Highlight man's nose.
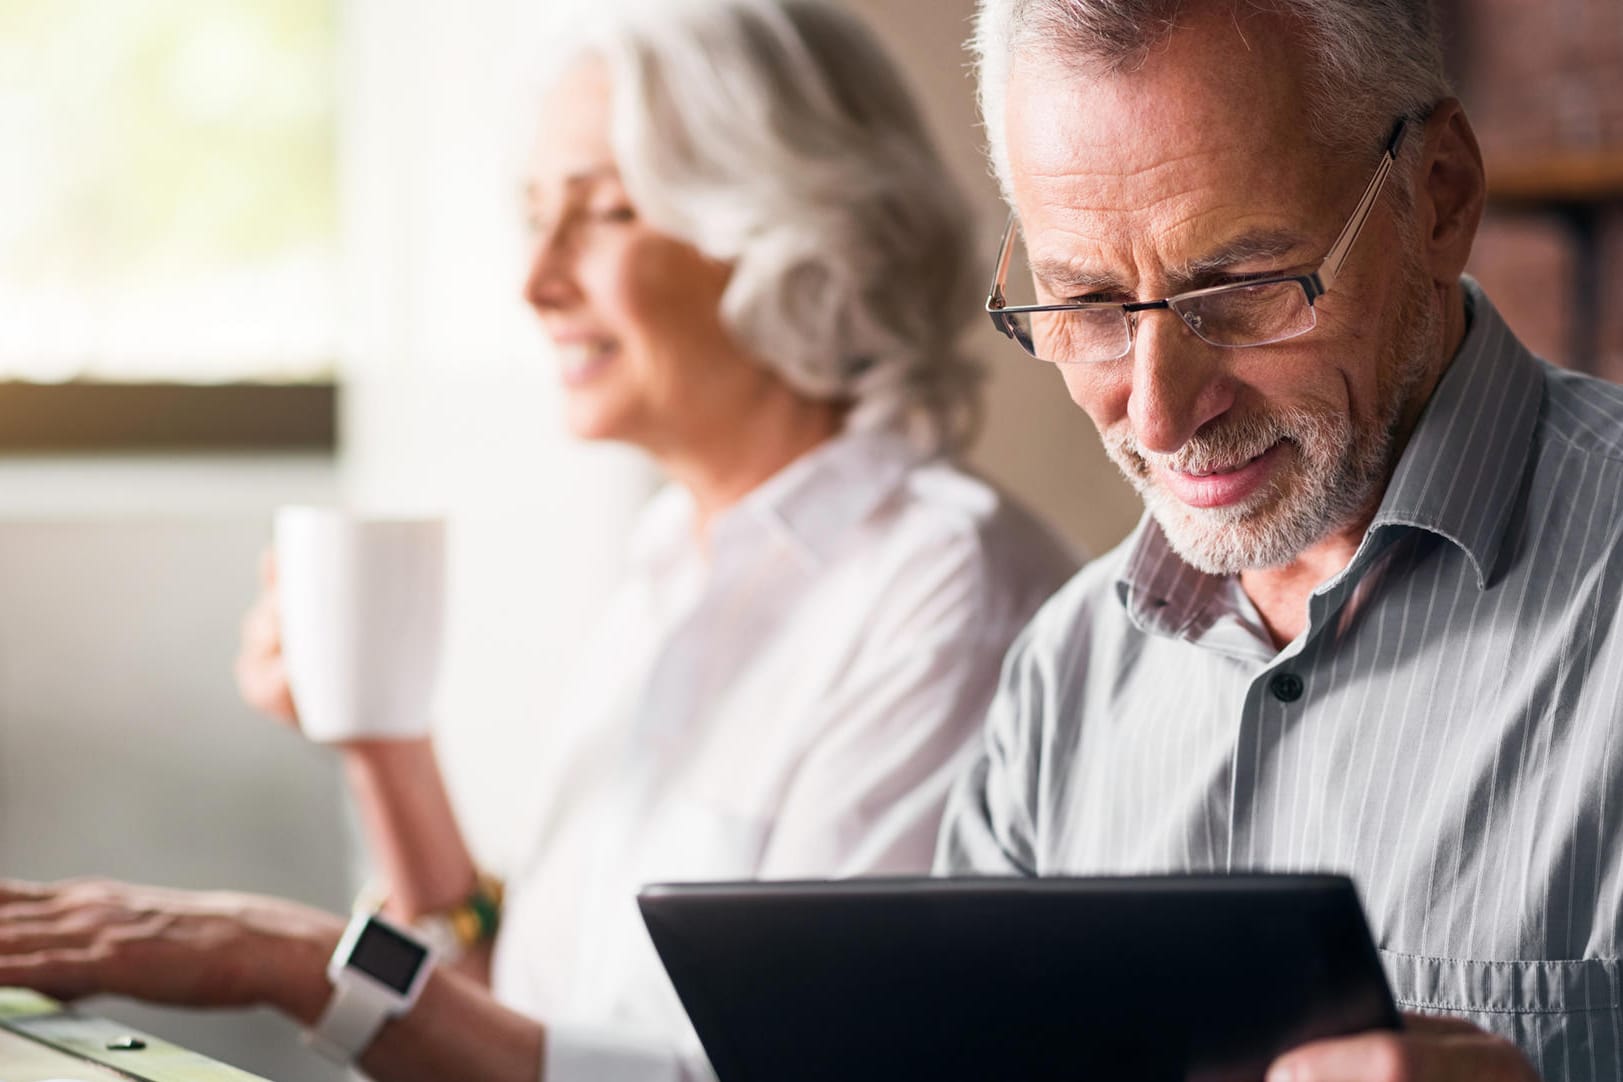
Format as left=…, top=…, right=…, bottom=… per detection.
left=1125, top=308, right=1234, bottom=455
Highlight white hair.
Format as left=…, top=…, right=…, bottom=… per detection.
left=554, top=0, right=984, bottom=451
left=973, top=0, right=1453, bottom=202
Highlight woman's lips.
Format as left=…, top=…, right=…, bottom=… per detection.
left=557, top=341, right=617, bottom=388
left=1154, top=441, right=1285, bottom=509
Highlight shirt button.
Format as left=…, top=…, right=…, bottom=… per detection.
left=1269, top=672, right=1304, bottom=703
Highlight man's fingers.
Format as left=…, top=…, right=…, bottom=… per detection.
left=1269, top=1029, right=1412, bottom=1082
left=1269, top=1026, right=1538, bottom=1082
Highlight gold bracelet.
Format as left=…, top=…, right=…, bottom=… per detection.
left=445, top=872, right=504, bottom=950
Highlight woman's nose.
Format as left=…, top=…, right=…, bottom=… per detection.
left=522, top=224, right=580, bottom=312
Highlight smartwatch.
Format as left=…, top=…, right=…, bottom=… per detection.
left=352, top=873, right=503, bottom=965
left=306, top=911, right=435, bottom=1064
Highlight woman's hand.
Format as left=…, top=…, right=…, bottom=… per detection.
left=0, top=878, right=547, bottom=1082
left=0, top=878, right=341, bottom=1022
left=234, top=550, right=301, bottom=729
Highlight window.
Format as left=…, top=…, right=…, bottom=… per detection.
left=0, top=1, right=337, bottom=448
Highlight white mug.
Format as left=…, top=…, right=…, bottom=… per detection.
left=272, top=507, right=446, bottom=743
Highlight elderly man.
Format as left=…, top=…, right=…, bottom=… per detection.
left=940, top=1, right=1622, bottom=1080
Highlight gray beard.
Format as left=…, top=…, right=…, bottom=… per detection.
left=1104, top=285, right=1440, bottom=576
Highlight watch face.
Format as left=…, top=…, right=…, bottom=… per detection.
left=350, top=919, right=429, bottom=995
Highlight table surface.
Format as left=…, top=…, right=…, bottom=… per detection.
left=0, top=989, right=272, bottom=1082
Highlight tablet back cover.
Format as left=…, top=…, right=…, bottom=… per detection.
left=639, top=875, right=1397, bottom=1082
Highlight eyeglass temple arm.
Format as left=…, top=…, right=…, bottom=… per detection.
left=986, top=215, right=1019, bottom=311
left=1313, top=119, right=1408, bottom=296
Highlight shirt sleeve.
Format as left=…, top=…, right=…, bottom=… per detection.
left=754, top=529, right=1039, bottom=879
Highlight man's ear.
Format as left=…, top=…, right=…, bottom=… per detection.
left=1415, top=98, right=1487, bottom=288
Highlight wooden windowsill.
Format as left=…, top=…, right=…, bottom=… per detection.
left=0, top=381, right=337, bottom=453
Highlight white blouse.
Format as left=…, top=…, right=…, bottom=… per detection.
left=489, top=427, right=1077, bottom=1082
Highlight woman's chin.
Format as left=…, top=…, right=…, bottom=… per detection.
left=563, top=414, right=618, bottom=443
left=562, top=399, right=639, bottom=446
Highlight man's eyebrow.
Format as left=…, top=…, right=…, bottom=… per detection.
left=1026, top=229, right=1314, bottom=299
left=1171, top=230, right=1311, bottom=286
left=1026, top=256, right=1128, bottom=296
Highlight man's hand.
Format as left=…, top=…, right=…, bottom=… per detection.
left=0, top=878, right=342, bottom=1022
left=1267, top=1013, right=1540, bottom=1081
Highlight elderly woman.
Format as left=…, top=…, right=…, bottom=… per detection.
left=0, top=2, right=1074, bottom=1080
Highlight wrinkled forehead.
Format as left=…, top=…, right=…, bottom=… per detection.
left=1002, top=6, right=1337, bottom=273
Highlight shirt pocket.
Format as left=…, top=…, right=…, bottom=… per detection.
left=1380, top=949, right=1623, bottom=1081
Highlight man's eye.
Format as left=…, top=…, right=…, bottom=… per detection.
left=592, top=205, right=636, bottom=224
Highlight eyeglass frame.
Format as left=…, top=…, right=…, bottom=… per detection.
left=984, top=117, right=1410, bottom=363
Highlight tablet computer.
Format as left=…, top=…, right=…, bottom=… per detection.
left=638, top=874, right=1398, bottom=1082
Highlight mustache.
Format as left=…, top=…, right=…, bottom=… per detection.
left=1110, top=410, right=1322, bottom=477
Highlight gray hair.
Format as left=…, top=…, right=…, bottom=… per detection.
left=974, top=0, right=1452, bottom=202
left=561, top=0, right=983, bottom=451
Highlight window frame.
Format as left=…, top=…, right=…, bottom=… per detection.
left=0, top=381, right=336, bottom=452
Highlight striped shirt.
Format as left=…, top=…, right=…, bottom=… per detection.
left=939, top=281, right=1623, bottom=1080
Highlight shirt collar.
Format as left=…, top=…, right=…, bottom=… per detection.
left=1117, top=516, right=1223, bottom=639
left=627, top=425, right=930, bottom=576
left=1367, top=279, right=1543, bottom=589
left=1118, top=278, right=1544, bottom=637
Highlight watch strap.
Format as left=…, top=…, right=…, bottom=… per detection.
left=305, top=911, right=434, bottom=1064
left=307, top=975, right=395, bottom=1063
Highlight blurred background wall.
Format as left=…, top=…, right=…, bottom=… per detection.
left=0, top=2, right=1617, bottom=1080
left=1440, top=0, right=1623, bottom=382
left=0, top=501, right=351, bottom=1081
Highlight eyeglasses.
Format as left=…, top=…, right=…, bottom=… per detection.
left=985, top=119, right=1409, bottom=365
